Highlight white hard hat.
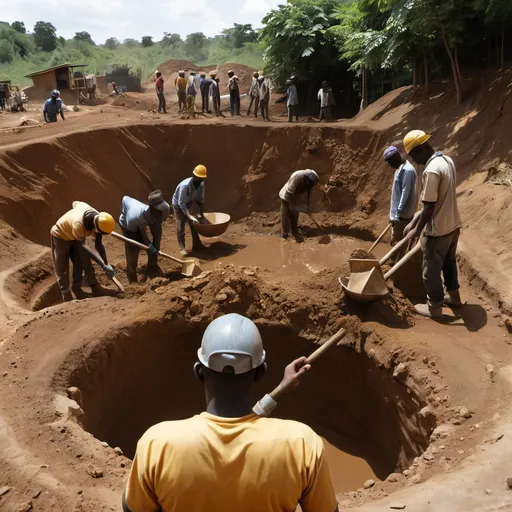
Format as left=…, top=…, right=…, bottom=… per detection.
left=198, top=314, right=266, bottom=374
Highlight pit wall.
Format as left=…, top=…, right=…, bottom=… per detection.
left=0, top=124, right=390, bottom=247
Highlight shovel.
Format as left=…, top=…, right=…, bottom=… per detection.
left=339, top=240, right=422, bottom=302
left=368, top=222, right=392, bottom=254
left=307, top=213, right=331, bottom=244
left=111, top=232, right=202, bottom=277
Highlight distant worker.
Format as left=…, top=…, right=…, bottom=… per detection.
left=193, top=71, right=201, bottom=107
left=200, top=72, right=212, bottom=113
left=43, top=90, right=65, bottom=123
left=50, top=202, right=116, bottom=302
left=186, top=72, right=197, bottom=118
left=175, top=70, right=187, bottom=111
left=172, top=165, right=207, bottom=255
left=11, top=87, right=25, bottom=113
left=383, top=145, right=417, bottom=247
left=286, top=77, right=299, bottom=122
left=247, top=71, right=260, bottom=116
left=402, top=130, right=463, bottom=318
left=118, top=191, right=171, bottom=283
left=122, top=313, right=338, bottom=512
left=317, top=81, right=335, bottom=122
left=0, top=85, right=5, bottom=111
left=210, top=74, right=221, bottom=117
left=279, top=170, right=320, bottom=241
left=227, top=70, right=241, bottom=116
left=258, top=75, right=270, bottom=121
left=111, top=82, right=119, bottom=96
left=155, top=71, right=166, bottom=114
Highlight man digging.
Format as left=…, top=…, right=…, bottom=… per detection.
left=402, top=130, right=463, bottom=318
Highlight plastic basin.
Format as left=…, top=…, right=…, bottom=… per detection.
left=194, top=212, right=231, bottom=238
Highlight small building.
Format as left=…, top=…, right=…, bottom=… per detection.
left=24, top=63, right=88, bottom=104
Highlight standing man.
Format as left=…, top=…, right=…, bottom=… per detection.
left=258, top=75, right=270, bottom=121
left=227, top=70, right=241, bottom=116
left=186, top=72, right=197, bottom=117
left=286, top=78, right=299, bottom=122
left=118, top=190, right=170, bottom=283
left=122, top=313, right=339, bottom=512
left=279, top=170, right=320, bottom=240
left=247, top=71, right=260, bottom=116
left=43, top=90, right=65, bottom=123
left=155, top=71, right=166, bottom=114
left=383, top=145, right=417, bottom=247
left=50, top=202, right=116, bottom=302
left=402, top=130, right=463, bottom=318
left=111, top=82, right=119, bottom=96
left=172, top=165, right=207, bottom=255
left=200, top=72, right=212, bottom=113
left=210, top=75, right=221, bottom=117
left=317, top=81, right=335, bottom=122
left=175, top=71, right=187, bottom=112
left=0, top=85, right=5, bottom=111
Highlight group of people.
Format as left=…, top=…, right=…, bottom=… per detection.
left=247, top=71, right=271, bottom=120
left=0, top=84, right=27, bottom=112
left=50, top=165, right=209, bottom=301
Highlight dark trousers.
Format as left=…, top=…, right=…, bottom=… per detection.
left=177, top=91, right=186, bottom=110
left=391, top=217, right=413, bottom=261
left=288, top=104, right=299, bottom=122
left=121, top=227, right=159, bottom=283
left=260, top=99, right=269, bottom=121
left=280, top=200, right=299, bottom=237
left=173, top=207, right=202, bottom=250
left=157, top=93, right=166, bottom=113
left=248, top=96, right=259, bottom=116
left=422, top=228, right=460, bottom=305
left=230, top=90, right=240, bottom=116
left=0, top=98, right=5, bottom=111
left=202, top=94, right=210, bottom=112
left=212, top=96, right=220, bottom=116
left=319, top=105, right=332, bottom=121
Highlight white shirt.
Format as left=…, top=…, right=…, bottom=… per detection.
left=172, top=177, right=205, bottom=216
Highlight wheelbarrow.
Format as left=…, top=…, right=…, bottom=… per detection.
left=339, top=239, right=422, bottom=302
left=111, top=232, right=203, bottom=277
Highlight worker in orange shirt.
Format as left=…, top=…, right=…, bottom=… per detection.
left=123, top=313, right=339, bottom=512
left=175, top=71, right=187, bottom=112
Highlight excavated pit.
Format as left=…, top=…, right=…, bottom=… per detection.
left=65, top=318, right=434, bottom=493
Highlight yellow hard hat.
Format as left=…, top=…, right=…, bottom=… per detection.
left=403, top=130, right=431, bottom=154
left=193, top=165, right=207, bottom=179
left=95, top=212, right=115, bottom=234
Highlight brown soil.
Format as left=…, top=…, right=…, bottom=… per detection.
left=0, top=67, right=511, bottom=512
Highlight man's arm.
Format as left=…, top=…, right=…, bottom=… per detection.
left=80, top=239, right=107, bottom=268
left=94, top=234, right=108, bottom=265
left=178, top=186, right=199, bottom=223
left=148, top=221, right=162, bottom=249
left=403, top=202, right=435, bottom=242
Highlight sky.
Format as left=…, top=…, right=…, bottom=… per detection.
left=1, top=0, right=281, bottom=43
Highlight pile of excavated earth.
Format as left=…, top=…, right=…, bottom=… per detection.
left=0, top=67, right=511, bottom=512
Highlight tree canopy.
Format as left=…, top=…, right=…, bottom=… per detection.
left=34, top=21, right=57, bottom=52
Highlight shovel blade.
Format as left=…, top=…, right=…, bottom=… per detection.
left=181, top=259, right=202, bottom=277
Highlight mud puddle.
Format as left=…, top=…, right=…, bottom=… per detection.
left=203, top=235, right=365, bottom=275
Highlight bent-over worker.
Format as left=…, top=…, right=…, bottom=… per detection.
left=122, top=313, right=339, bottom=512
left=172, top=165, right=207, bottom=255
left=50, top=202, right=116, bottom=302
left=118, top=191, right=170, bottom=283
left=384, top=145, right=417, bottom=246
left=402, top=130, right=463, bottom=318
left=43, top=90, right=65, bottom=123
left=279, top=170, right=319, bottom=240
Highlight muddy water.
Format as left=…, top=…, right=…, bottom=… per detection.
left=203, top=235, right=367, bottom=275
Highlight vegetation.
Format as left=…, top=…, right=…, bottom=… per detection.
left=0, top=22, right=265, bottom=86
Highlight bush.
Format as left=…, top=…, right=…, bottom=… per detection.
left=0, top=40, right=14, bottom=63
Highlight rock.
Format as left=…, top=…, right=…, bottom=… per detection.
left=100, top=441, right=109, bottom=448
left=189, top=300, right=200, bottom=315
left=410, top=474, right=422, bottom=484
left=419, top=406, right=435, bottom=420
left=243, top=269, right=256, bottom=276
left=403, top=470, right=412, bottom=477
left=114, top=447, right=123, bottom=456
left=216, top=293, right=228, bottom=302
left=363, top=479, right=375, bottom=489
left=486, top=364, right=495, bottom=379
left=154, top=287, right=167, bottom=295
left=387, top=473, right=401, bottom=483
left=67, top=386, right=82, bottom=403
left=431, top=446, right=439, bottom=454
left=506, top=477, right=512, bottom=489
left=458, top=406, right=472, bottom=419
left=485, top=489, right=493, bottom=495
left=15, top=502, right=33, bottom=512
left=393, top=363, right=408, bottom=381
left=86, top=465, right=104, bottom=478
left=2, top=371, right=7, bottom=377
left=31, top=489, right=42, bottom=499
left=422, top=356, right=429, bottom=364
left=77, top=490, right=83, bottom=495
left=504, top=317, right=512, bottom=333
left=0, top=486, right=12, bottom=496
left=390, top=503, right=406, bottom=510
left=423, top=453, right=434, bottom=462
left=120, top=462, right=126, bottom=468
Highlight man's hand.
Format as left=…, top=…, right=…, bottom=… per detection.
left=273, top=357, right=311, bottom=397
left=403, top=220, right=414, bottom=237
left=103, top=264, right=115, bottom=278
left=189, top=216, right=199, bottom=224
left=147, top=243, right=159, bottom=257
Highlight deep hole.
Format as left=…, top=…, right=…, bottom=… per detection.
left=67, top=319, right=433, bottom=493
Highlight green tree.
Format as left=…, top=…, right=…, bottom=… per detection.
left=222, top=23, right=257, bottom=48
left=0, top=40, right=14, bottom=63
left=123, top=38, right=139, bottom=48
left=33, top=21, right=57, bottom=52
left=11, top=21, right=26, bottom=33
left=105, top=37, right=119, bottom=50
left=184, top=32, right=208, bottom=61
left=141, top=36, right=154, bottom=47
left=162, top=32, right=182, bottom=46
left=74, top=31, right=95, bottom=45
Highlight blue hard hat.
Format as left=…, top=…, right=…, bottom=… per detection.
left=51, top=89, right=60, bottom=98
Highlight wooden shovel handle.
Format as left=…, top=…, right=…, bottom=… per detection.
left=379, top=235, right=411, bottom=266
left=384, top=241, right=422, bottom=280
left=369, top=223, right=392, bottom=254
left=112, top=231, right=185, bottom=265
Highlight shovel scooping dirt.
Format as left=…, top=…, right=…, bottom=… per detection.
left=307, top=212, right=331, bottom=244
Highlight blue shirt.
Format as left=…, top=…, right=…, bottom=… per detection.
left=119, top=196, right=169, bottom=233
left=43, top=98, right=62, bottom=115
left=172, top=177, right=205, bottom=216
left=390, top=161, right=417, bottom=221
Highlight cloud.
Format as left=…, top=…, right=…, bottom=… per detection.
left=240, top=0, right=271, bottom=17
